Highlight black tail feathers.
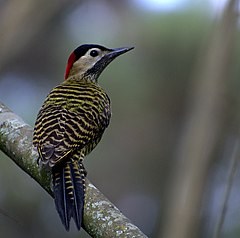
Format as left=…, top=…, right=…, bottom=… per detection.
left=52, top=160, right=85, bottom=231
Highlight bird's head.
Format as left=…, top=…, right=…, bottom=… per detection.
left=65, top=44, right=134, bottom=82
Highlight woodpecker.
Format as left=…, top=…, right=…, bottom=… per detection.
left=33, top=44, right=133, bottom=231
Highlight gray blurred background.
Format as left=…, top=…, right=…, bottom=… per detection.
left=0, top=0, right=240, bottom=237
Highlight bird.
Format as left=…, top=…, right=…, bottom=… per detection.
left=33, top=44, right=134, bottom=231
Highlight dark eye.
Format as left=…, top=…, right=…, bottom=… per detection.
left=90, top=50, right=99, bottom=57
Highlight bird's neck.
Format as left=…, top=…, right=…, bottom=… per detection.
left=65, top=74, right=98, bottom=85
left=67, top=65, right=98, bottom=83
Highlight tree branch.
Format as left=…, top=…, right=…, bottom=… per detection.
left=0, top=101, right=147, bottom=238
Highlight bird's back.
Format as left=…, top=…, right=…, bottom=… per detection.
left=33, top=79, right=111, bottom=167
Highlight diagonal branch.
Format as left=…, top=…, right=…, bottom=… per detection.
left=0, top=101, right=147, bottom=238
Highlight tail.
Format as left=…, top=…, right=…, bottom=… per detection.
left=52, top=159, right=85, bottom=231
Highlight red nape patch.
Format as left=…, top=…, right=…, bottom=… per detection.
left=64, top=52, right=76, bottom=80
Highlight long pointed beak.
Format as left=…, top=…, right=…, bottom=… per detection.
left=88, top=46, right=134, bottom=80
left=107, top=46, right=134, bottom=60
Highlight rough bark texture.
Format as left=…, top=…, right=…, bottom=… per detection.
left=0, top=101, right=147, bottom=238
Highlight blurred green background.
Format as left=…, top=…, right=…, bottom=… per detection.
left=0, top=0, right=240, bottom=237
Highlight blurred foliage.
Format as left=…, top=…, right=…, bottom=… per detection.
left=0, top=0, right=240, bottom=238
